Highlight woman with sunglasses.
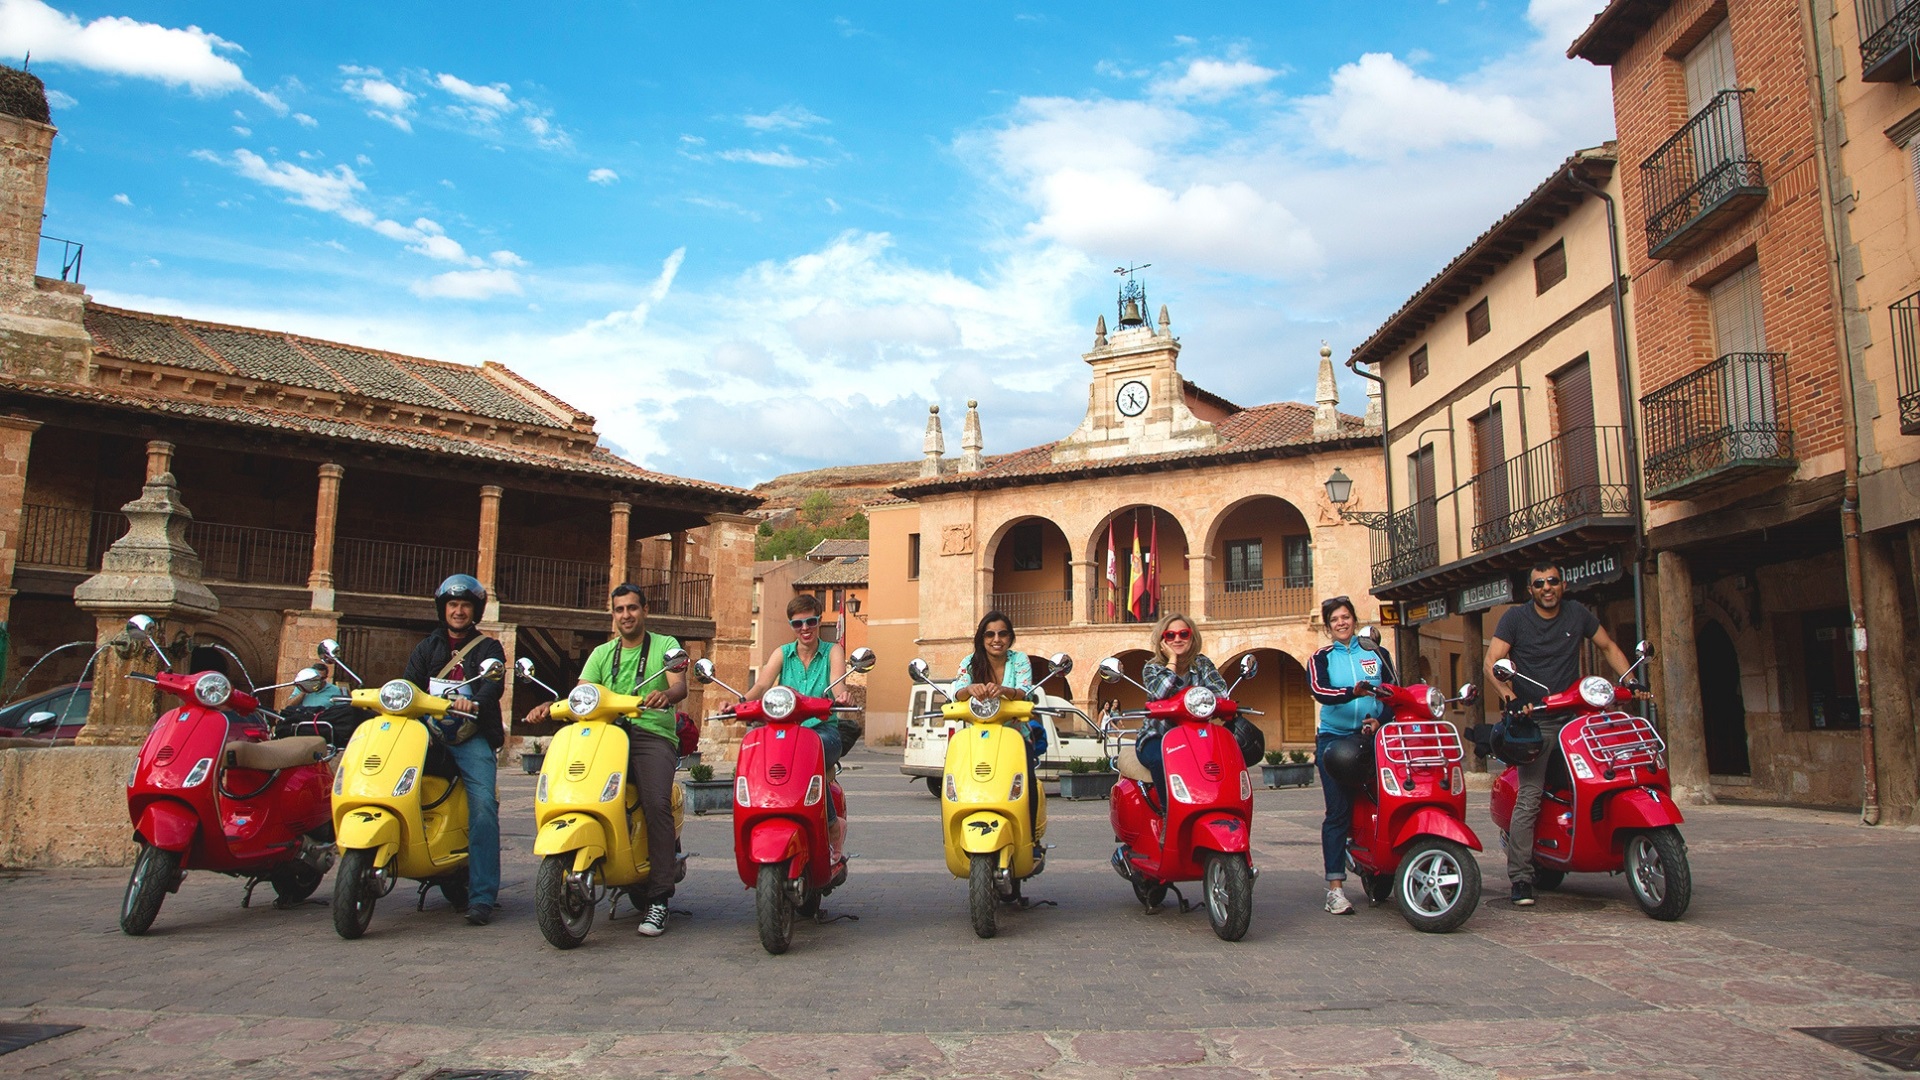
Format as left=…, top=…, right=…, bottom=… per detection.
left=950, top=612, right=1045, bottom=816
left=747, top=593, right=851, bottom=854
left=1307, top=595, right=1394, bottom=915
left=1134, top=613, right=1229, bottom=794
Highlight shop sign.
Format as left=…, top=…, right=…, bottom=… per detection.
left=1379, top=604, right=1401, bottom=627
left=1561, top=550, right=1626, bottom=593
left=1402, top=596, right=1450, bottom=626
left=1457, top=575, right=1515, bottom=613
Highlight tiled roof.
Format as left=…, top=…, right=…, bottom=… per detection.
left=892, top=401, right=1374, bottom=497
left=806, top=539, right=869, bottom=559
left=793, top=557, right=868, bottom=587
left=84, top=304, right=581, bottom=430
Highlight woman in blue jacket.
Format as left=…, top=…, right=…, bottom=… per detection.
left=1307, top=595, right=1395, bottom=915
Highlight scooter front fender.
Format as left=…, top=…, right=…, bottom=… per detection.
left=533, top=812, right=610, bottom=867
left=135, top=800, right=200, bottom=852
left=1188, top=812, right=1251, bottom=856
left=1390, top=805, right=1483, bottom=852
left=958, top=811, right=1015, bottom=854
left=1605, top=786, right=1686, bottom=831
left=746, top=819, right=808, bottom=871
left=335, top=807, right=402, bottom=866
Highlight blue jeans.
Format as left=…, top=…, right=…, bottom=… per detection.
left=814, top=723, right=843, bottom=823
left=1136, top=724, right=1167, bottom=792
left=1316, top=731, right=1353, bottom=881
left=445, top=736, right=500, bottom=908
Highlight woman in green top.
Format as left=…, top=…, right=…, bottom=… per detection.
left=746, top=593, right=849, bottom=854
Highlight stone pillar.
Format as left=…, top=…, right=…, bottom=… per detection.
left=608, top=501, right=631, bottom=594
left=1070, top=559, right=1095, bottom=625
left=0, top=416, right=41, bottom=626
left=1655, top=550, right=1713, bottom=804
left=1186, top=552, right=1213, bottom=621
left=144, top=441, right=174, bottom=482
left=308, top=463, right=343, bottom=610
left=477, top=485, right=502, bottom=619
left=1398, top=624, right=1422, bottom=690
left=669, top=529, right=687, bottom=611
left=71, top=471, right=219, bottom=746
left=1863, top=533, right=1917, bottom=824
left=704, top=513, right=760, bottom=687
left=274, top=609, right=341, bottom=698
left=1462, top=610, right=1487, bottom=771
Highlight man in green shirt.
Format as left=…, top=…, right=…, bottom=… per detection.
left=523, top=583, right=686, bottom=937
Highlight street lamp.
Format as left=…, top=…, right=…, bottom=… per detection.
left=1325, top=467, right=1390, bottom=528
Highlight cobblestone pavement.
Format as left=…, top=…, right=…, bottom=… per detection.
left=2, top=746, right=1917, bottom=1077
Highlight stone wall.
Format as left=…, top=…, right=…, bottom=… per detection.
left=0, top=745, right=139, bottom=867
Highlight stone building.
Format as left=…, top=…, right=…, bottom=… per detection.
left=0, top=72, right=761, bottom=760
left=863, top=289, right=1384, bottom=748
left=747, top=539, right=870, bottom=687
left=1352, top=145, right=1642, bottom=761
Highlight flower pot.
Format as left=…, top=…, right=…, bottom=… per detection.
left=1264, top=762, right=1315, bottom=789
left=1058, top=770, right=1119, bottom=801
left=683, top=779, right=734, bottom=815
left=520, top=752, right=545, bottom=775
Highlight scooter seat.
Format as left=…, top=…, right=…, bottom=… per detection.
left=225, top=736, right=327, bottom=772
left=1116, top=744, right=1152, bottom=783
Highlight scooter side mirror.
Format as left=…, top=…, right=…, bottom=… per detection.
left=127, top=615, right=157, bottom=640
left=1455, top=683, right=1479, bottom=706
left=848, top=647, right=876, bottom=674
left=1492, top=659, right=1515, bottom=682
left=1355, top=625, right=1379, bottom=646
left=1047, top=653, right=1073, bottom=679
left=1636, top=639, right=1654, bottom=658
left=292, top=667, right=328, bottom=694
left=1238, top=655, right=1259, bottom=680
left=477, top=657, right=505, bottom=682
left=317, top=638, right=341, bottom=661
left=692, top=658, right=717, bottom=684
left=907, top=658, right=933, bottom=684
left=515, top=657, right=537, bottom=681
left=22, top=711, right=57, bottom=733
left=661, top=648, right=691, bottom=675
left=1097, top=657, right=1125, bottom=684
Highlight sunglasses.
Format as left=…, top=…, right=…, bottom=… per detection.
left=983, top=629, right=1013, bottom=640
left=790, top=616, right=821, bottom=629
left=1161, top=628, right=1193, bottom=642
left=1530, top=577, right=1562, bottom=589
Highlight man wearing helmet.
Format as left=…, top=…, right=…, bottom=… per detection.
left=403, top=573, right=508, bottom=925
left=1485, top=560, right=1631, bottom=907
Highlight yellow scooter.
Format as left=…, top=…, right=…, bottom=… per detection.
left=907, top=654, right=1073, bottom=938
left=328, top=642, right=504, bottom=940
left=515, top=654, right=689, bottom=949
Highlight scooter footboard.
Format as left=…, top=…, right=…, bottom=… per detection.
left=335, top=807, right=402, bottom=865
left=1187, top=812, right=1251, bottom=856
left=135, top=800, right=199, bottom=852
left=534, top=812, right=611, bottom=871
left=1390, top=805, right=1483, bottom=852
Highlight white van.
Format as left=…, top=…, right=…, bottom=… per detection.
left=900, top=685, right=1110, bottom=795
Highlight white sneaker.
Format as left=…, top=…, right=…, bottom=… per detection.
left=1325, top=888, right=1355, bottom=915
left=636, top=901, right=669, bottom=937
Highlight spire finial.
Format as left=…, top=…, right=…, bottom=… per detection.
left=960, top=399, right=983, bottom=473
left=921, top=404, right=946, bottom=477
left=1313, top=342, right=1341, bottom=436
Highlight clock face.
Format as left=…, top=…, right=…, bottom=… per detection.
left=1116, top=379, right=1150, bottom=418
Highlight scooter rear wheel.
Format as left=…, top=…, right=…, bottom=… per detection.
left=968, top=852, right=998, bottom=939
left=1132, top=877, right=1168, bottom=911
left=926, top=776, right=942, bottom=798
left=1532, top=868, right=1566, bottom=892
left=332, top=848, right=379, bottom=940
left=1625, top=827, right=1691, bottom=921
left=1395, top=837, right=1480, bottom=933
left=535, top=854, right=595, bottom=949
left=120, top=843, right=179, bottom=936
left=269, top=863, right=323, bottom=905
left=757, top=862, right=795, bottom=954
left=1359, top=871, right=1394, bottom=905
left=1202, top=853, right=1253, bottom=942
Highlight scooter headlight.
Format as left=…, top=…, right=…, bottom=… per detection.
left=736, top=775, right=751, bottom=806
left=393, top=767, right=418, bottom=798
left=1182, top=686, right=1218, bottom=720
left=805, top=775, right=824, bottom=805
left=762, top=686, right=797, bottom=720
left=1578, top=676, right=1616, bottom=709
left=1168, top=773, right=1194, bottom=804
left=600, top=772, right=622, bottom=802
left=1425, top=686, right=1446, bottom=719
left=567, top=684, right=601, bottom=718
left=193, top=672, right=233, bottom=708
left=969, top=696, right=1000, bottom=720
left=378, top=680, right=416, bottom=714
left=184, top=757, right=213, bottom=788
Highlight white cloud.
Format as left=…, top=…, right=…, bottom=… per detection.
left=718, top=148, right=809, bottom=168
left=1530, top=0, right=1609, bottom=47
left=292, top=112, right=317, bottom=127
left=44, top=87, right=77, bottom=110
left=411, top=268, right=523, bottom=300
left=0, top=0, right=284, bottom=110
left=743, top=104, right=826, bottom=131
left=435, top=72, right=514, bottom=123
left=1027, top=169, right=1320, bottom=275
left=1299, top=52, right=1549, bottom=158
left=231, top=125, right=250, bottom=137
left=111, top=192, right=131, bottom=206
left=587, top=167, right=619, bottom=185
left=1149, top=58, right=1279, bottom=101
left=341, top=67, right=415, bottom=131
left=490, top=250, right=525, bottom=267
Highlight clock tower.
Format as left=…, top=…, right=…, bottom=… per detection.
left=1051, top=275, right=1223, bottom=465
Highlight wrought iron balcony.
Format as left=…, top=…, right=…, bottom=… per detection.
left=1893, top=290, right=1920, bottom=436
left=1641, top=351, right=1795, bottom=500
left=1641, top=89, right=1766, bottom=259
left=1205, top=578, right=1313, bottom=621
left=1469, top=426, right=1634, bottom=551
left=987, top=588, right=1074, bottom=628
left=1370, top=504, right=1438, bottom=588
left=1858, top=0, right=1920, bottom=82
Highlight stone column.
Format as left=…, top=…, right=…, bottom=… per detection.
left=1655, top=550, right=1713, bottom=804
left=608, top=501, right=631, bottom=594
left=0, top=415, right=41, bottom=626
left=1462, top=610, right=1487, bottom=771
left=1070, top=559, right=1095, bottom=625
left=476, top=485, right=502, bottom=620
left=144, top=440, right=174, bottom=482
left=308, top=463, right=343, bottom=610
left=669, top=529, right=688, bottom=614
left=1863, top=533, right=1917, bottom=824
left=1186, top=552, right=1214, bottom=621
left=704, top=513, right=760, bottom=687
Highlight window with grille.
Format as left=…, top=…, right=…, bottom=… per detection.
left=1409, top=344, right=1429, bottom=384
left=1225, top=539, right=1262, bottom=592
left=1467, top=298, right=1491, bottom=343
left=1535, top=239, right=1567, bottom=294
left=1282, top=535, right=1311, bottom=588
left=1010, top=521, right=1042, bottom=571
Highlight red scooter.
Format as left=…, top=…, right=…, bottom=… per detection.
left=693, top=647, right=874, bottom=955
left=1489, top=641, right=1691, bottom=920
left=120, top=616, right=336, bottom=935
left=1336, top=674, right=1484, bottom=933
left=1099, top=655, right=1259, bottom=942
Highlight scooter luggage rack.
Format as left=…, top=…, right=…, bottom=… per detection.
left=1378, top=721, right=1463, bottom=767
left=1579, top=712, right=1665, bottom=767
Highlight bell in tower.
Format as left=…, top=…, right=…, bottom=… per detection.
left=1119, top=297, right=1144, bottom=327
left=1114, top=263, right=1151, bottom=328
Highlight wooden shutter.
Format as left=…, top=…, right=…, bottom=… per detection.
left=1552, top=358, right=1599, bottom=513
left=1281, top=658, right=1314, bottom=744
left=1535, top=240, right=1567, bottom=294
left=1467, top=299, right=1491, bottom=343
left=1472, top=405, right=1508, bottom=540
left=1410, top=445, right=1439, bottom=552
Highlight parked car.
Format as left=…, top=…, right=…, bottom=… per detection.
left=0, top=682, right=92, bottom=740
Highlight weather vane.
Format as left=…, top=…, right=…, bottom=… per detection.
left=1114, top=263, right=1151, bottom=326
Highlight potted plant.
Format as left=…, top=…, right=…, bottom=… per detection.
left=520, top=736, right=549, bottom=775
left=683, top=761, right=734, bottom=815
left=1057, top=756, right=1119, bottom=801
left=1263, top=749, right=1316, bottom=789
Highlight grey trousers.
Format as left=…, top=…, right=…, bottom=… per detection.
left=627, top=728, right=680, bottom=901
left=1506, top=717, right=1570, bottom=884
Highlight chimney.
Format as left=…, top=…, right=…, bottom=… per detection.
left=1313, top=342, right=1340, bottom=436
left=960, top=399, right=983, bottom=473
left=920, top=404, right=946, bottom=478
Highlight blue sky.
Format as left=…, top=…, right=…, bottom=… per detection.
left=2, top=1, right=1615, bottom=488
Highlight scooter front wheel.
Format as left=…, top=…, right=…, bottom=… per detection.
left=1395, top=837, right=1480, bottom=933
left=757, top=862, right=795, bottom=954
left=535, top=854, right=595, bottom=949
left=967, top=852, right=998, bottom=939
left=332, top=848, right=380, bottom=939
left=120, top=843, right=179, bottom=936
left=1202, top=853, right=1253, bottom=942
left=1625, top=827, right=1692, bottom=921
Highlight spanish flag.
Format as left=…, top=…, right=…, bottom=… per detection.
left=1128, top=515, right=1147, bottom=620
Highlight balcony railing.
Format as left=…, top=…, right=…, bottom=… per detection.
left=1858, top=0, right=1920, bottom=81
left=630, top=567, right=713, bottom=620
left=1371, top=504, right=1439, bottom=588
left=1469, top=426, right=1634, bottom=551
left=1088, top=582, right=1190, bottom=624
left=1205, top=578, right=1314, bottom=621
left=186, top=521, right=313, bottom=586
left=1641, top=89, right=1766, bottom=259
left=1642, top=351, right=1796, bottom=500
left=987, top=589, right=1074, bottom=628
left=1893, top=290, right=1920, bottom=436
left=37, top=234, right=82, bottom=283
left=336, top=537, right=476, bottom=598
left=17, top=504, right=123, bottom=569
left=498, top=552, right=607, bottom=611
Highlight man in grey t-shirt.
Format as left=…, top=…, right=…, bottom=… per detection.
left=1485, top=560, right=1631, bottom=907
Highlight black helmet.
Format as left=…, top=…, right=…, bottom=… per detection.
left=435, top=573, right=487, bottom=622
left=1490, top=715, right=1545, bottom=766
left=1320, top=733, right=1373, bottom=790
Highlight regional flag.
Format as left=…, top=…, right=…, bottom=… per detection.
left=1128, top=517, right=1147, bottom=619
left=1105, top=519, right=1118, bottom=620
